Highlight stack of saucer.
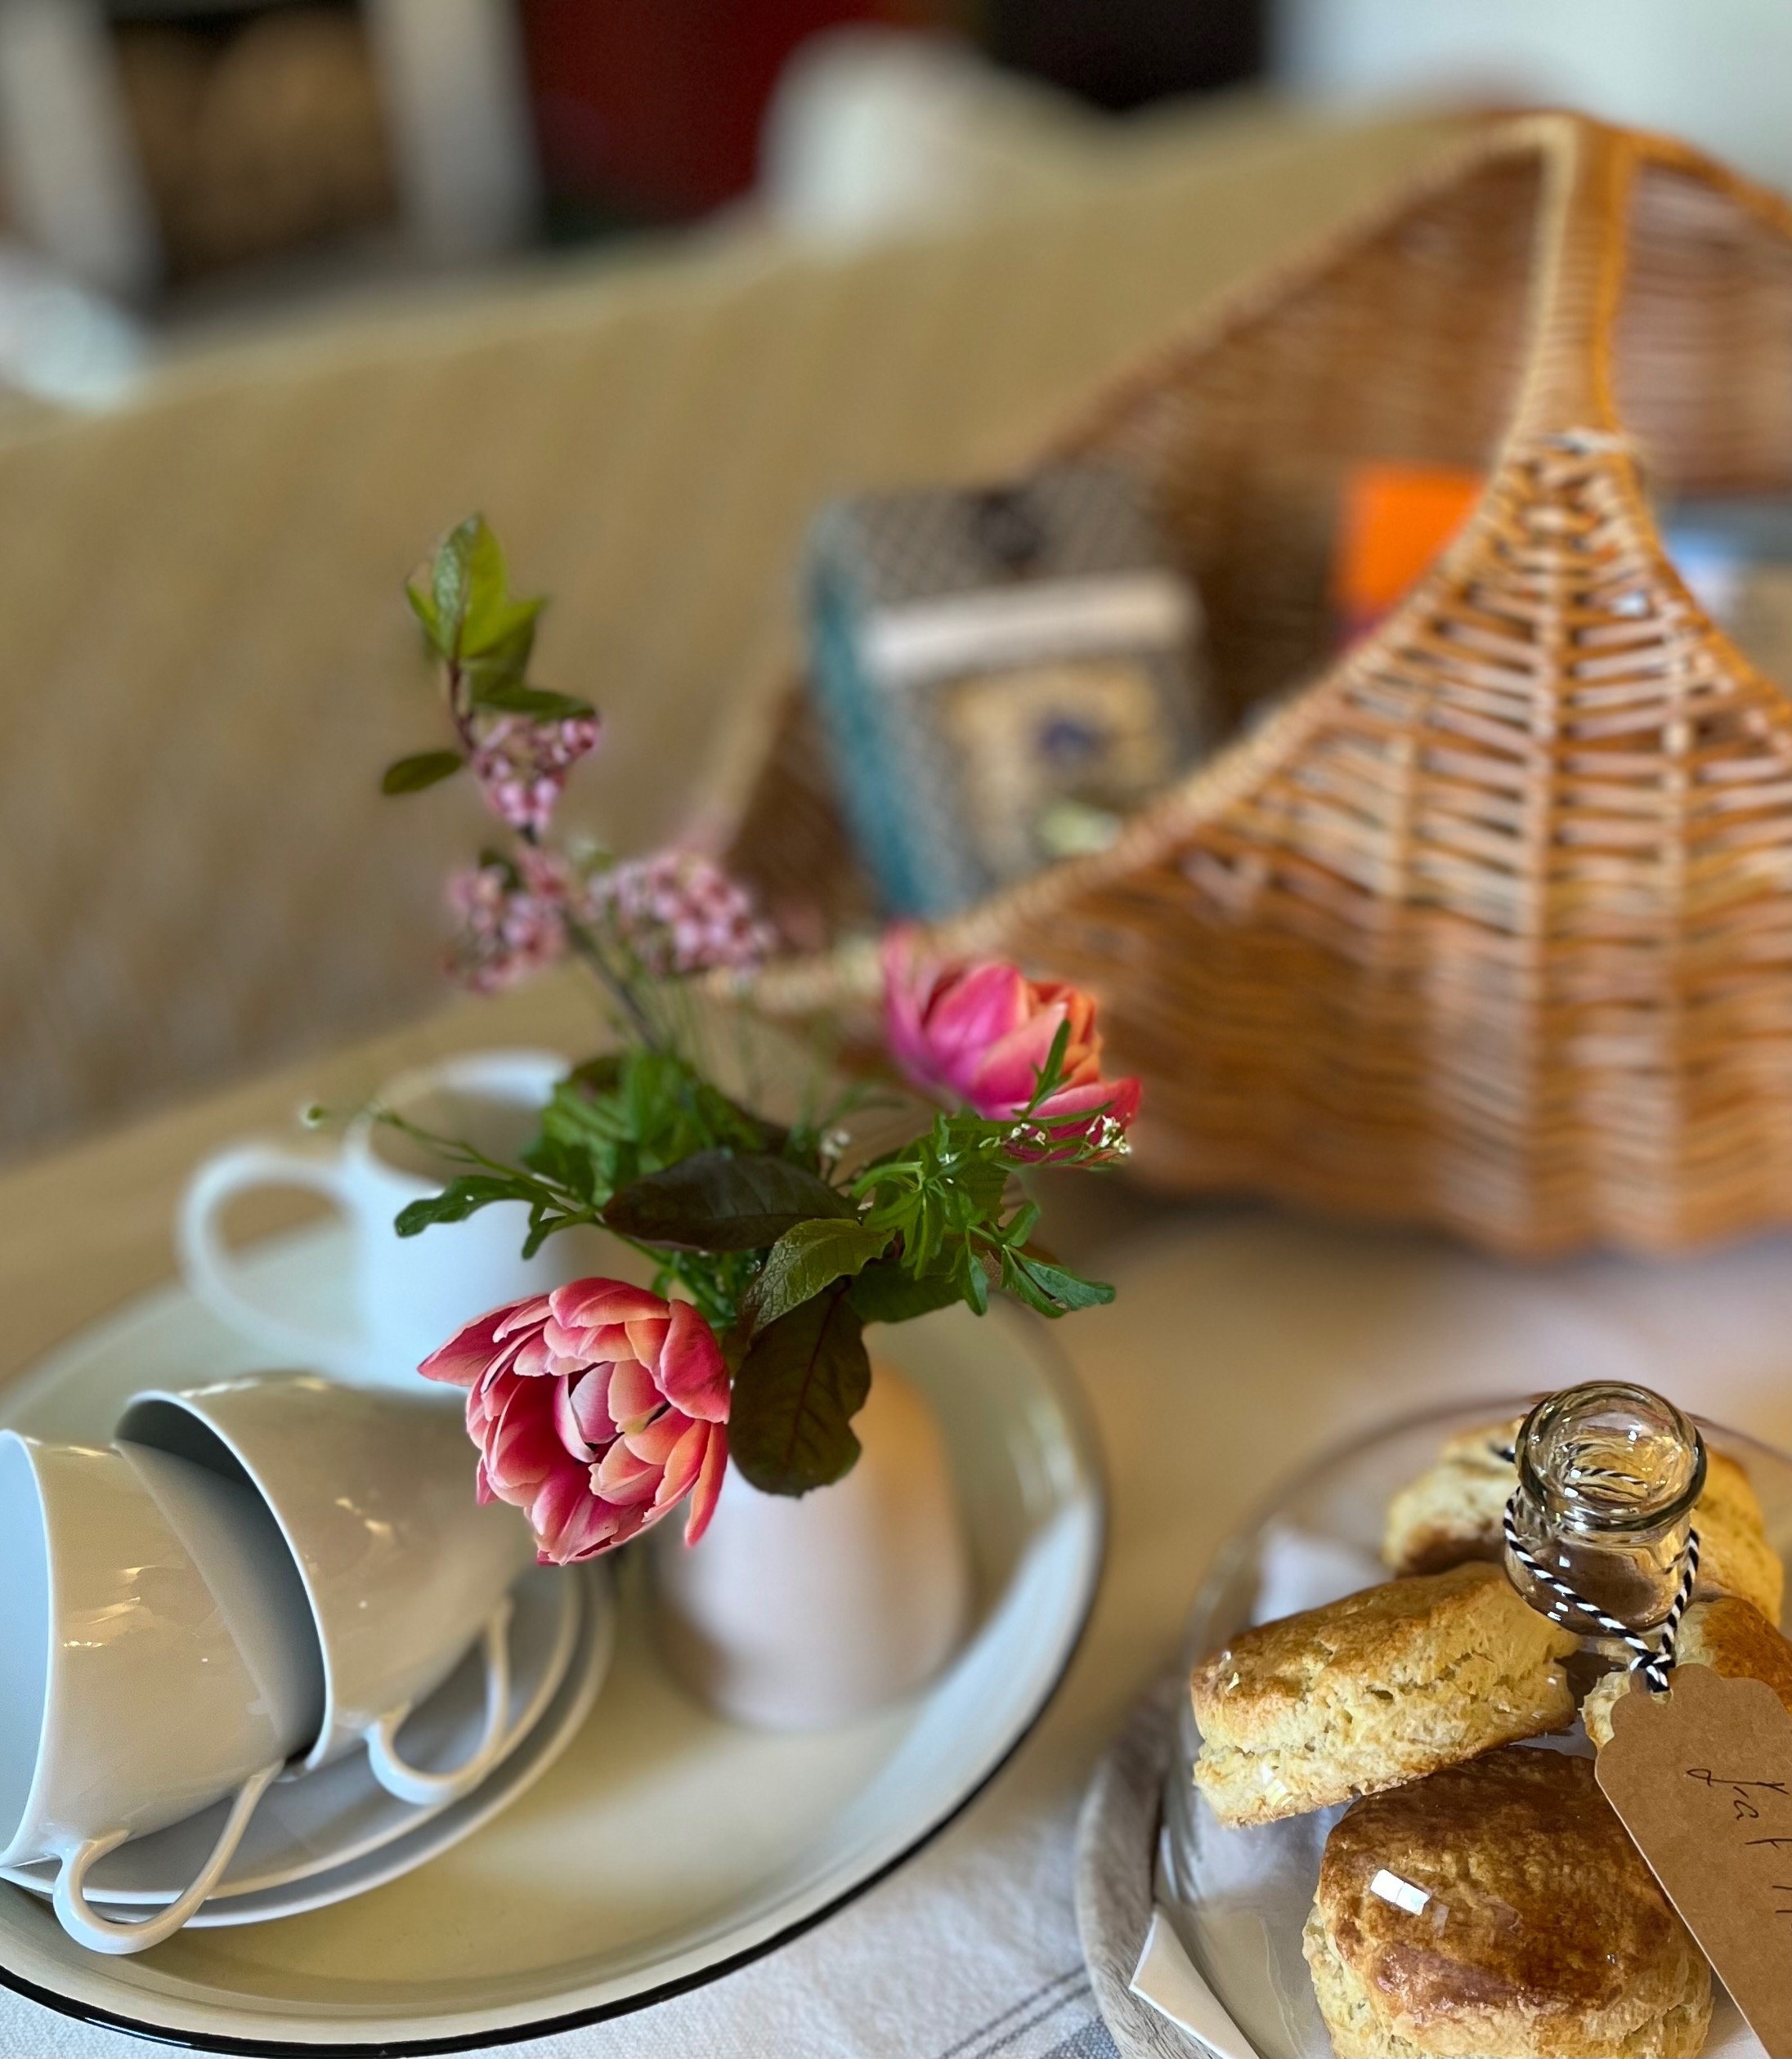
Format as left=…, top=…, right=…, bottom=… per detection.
left=0, top=1375, right=611, bottom=1954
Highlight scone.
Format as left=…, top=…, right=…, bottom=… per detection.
left=1381, top=1419, right=1519, bottom=1577
left=1303, top=1748, right=1711, bottom=2057
left=1686, top=1448, right=1783, bottom=1618
left=1190, top=1563, right=1577, bottom=1826
left=1382, top=1417, right=1784, bottom=1624
left=1584, top=1592, right=1792, bottom=1746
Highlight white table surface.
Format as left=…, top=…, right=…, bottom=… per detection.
left=3, top=998, right=1788, bottom=2055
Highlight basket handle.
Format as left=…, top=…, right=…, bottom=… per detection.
left=1507, top=115, right=1637, bottom=445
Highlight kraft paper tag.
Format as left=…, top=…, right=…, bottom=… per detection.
left=1597, top=1663, right=1792, bottom=2057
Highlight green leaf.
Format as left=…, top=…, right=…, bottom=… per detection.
left=405, top=580, right=443, bottom=652
left=999, top=1247, right=1116, bottom=1317
left=744, top=1218, right=889, bottom=1336
left=729, top=1285, right=871, bottom=1494
left=458, top=630, right=535, bottom=702
left=1015, top=1254, right=1114, bottom=1309
left=469, top=683, right=594, bottom=721
left=425, top=516, right=546, bottom=667
left=380, top=750, right=464, bottom=795
left=463, top=596, right=542, bottom=667
left=517, top=1052, right=783, bottom=1235
left=431, top=516, right=481, bottom=653
left=1026, top=1018, right=1073, bottom=1112
left=567, top=1054, right=624, bottom=1096
left=847, top=1260, right=964, bottom=1326
left=462, top=573, right=540, bottom=665
left=393, top=1174, right=528, bottom=1238
left=963, top=1245, right=990, bottom=1314
left=603, top=1149, right=854, bottom=1251
left=521, top=1204, right=566, bottom=1260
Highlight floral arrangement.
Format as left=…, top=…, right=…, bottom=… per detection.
left=379, top=517, right=1138, bottom=1563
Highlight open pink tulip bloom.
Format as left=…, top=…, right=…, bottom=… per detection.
left=419, top=1278, right=730, bottom=1564
left=882, top=929, right=1140, bottom=1151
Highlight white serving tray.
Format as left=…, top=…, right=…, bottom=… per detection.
left=0, top=1223, right=1103, bottom=2052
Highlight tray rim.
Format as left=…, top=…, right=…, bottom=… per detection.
left=0, top=1234, right=1107, bottom=2054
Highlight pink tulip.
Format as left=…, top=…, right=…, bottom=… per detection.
left=419, top=1278, right=729, bottom=1564
left=881, top=928, right=1140, bottom=1152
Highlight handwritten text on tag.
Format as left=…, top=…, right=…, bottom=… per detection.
left=1597, top=1663, right=1792, bottom=2059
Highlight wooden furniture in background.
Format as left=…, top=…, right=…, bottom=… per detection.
left=0, top=0, right=535, bottom=297
left=116, top=7, right=395, bottom=278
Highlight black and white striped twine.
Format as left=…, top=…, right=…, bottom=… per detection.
left=1499, top=1479, right=1699, bottom=1694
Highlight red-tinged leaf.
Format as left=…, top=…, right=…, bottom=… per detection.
left=603, top=1150, right=853, bottom=1251
left=728, top=1283, right=870, bottom=1495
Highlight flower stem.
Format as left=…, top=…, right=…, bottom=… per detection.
left=565, top=918, right=664, bottom=1052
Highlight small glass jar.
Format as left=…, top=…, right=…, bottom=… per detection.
left=1504, top=1381, right=1705, bottom=1634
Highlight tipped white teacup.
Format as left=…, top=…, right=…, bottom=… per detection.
left=0, top=1431, right=325, bottom=1954
left=118, top=1375, right=535, bottom=1808
left=178, top=1049, right=605, bottom=1390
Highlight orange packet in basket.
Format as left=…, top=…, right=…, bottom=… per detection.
left=1333, top=461, right=1481, bottom=646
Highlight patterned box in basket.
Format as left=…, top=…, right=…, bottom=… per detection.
left=804, top=465, right=1207, bottom=917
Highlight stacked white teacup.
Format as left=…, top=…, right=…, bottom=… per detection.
left=0, top=1050, right=616, bottom=1955
left=0, top=1377, right=535, bottom=1954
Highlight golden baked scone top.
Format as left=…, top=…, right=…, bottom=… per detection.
left=1379, top=1417, right=1516, bottom=1576
left=1584, top=1593, right=1792, bottom=1748
left=1193, top=1562, right=1557, bottom=1717
left=1307, top=1749, right=1710, bottom=2059
left=1677, top=1590, right=1792, bottom=1701
left=1190, top=1564, right=1577, bottom=1827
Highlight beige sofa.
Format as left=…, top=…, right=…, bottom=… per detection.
left=0, top=98, right=1448, bottom=1161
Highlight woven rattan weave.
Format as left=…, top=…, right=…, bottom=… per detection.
left=728, top=114, right=1792, bottom=1256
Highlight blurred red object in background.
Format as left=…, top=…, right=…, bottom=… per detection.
left=519, top=0, right=930, bottom=225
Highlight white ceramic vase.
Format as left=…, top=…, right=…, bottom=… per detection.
left=649, top=1367, right=972, bottom=1730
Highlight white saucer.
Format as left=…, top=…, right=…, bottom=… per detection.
left=48, top=1562, right=613, bottom=1930
left=1, top=1560, right=594, bottom=1905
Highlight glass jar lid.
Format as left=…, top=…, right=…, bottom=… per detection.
left=1515, top=1381, right=1705, bottom=1541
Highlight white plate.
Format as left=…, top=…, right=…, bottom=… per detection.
left=1157, top=1399, right=1788, bottom=2059
left=0, top=1561, right=588, bottom=1905
left=43, top=1564, right=612, bottom=1931
left=0, top=1221, right=1103, bottom=2051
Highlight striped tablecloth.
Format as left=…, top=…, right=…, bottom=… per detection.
left=2, top=977, right=1789, bottom=2055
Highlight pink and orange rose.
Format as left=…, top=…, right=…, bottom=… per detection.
left=882, top=929, right=1140, bottom=1151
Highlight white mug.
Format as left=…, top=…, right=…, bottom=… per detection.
left=179, top=1050, right=605, bottom=1390
left=0, top=1431, right=325, bottom=1954
left=117, top=1375, right=536, bottom=1808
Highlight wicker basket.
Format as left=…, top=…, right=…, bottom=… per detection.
left=726, top=113, right=1792, bottom=1258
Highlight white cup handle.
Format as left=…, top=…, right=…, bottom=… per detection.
left=180, top=1144, right=363, bottom=1377
left=365, top=1598, right=516, bottom=1807
left=51, top=1761, right=280, bottom=1955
